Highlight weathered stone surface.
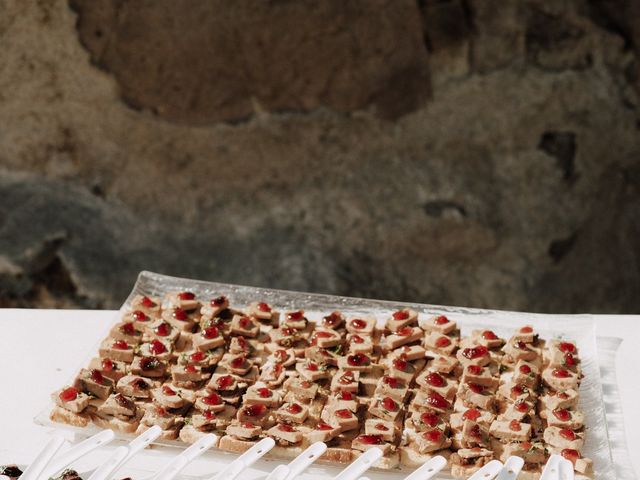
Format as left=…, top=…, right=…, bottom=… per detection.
left=525, top=6, right=593, bottom=71
left=0, top=0, right=639, bottom=313
left=69, top=0, right=430, bottom=123
left=468, top=0, right=524, bottom=73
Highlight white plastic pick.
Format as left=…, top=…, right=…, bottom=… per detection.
left=540, top=454, right=564, bottom=480
left=558, top=458, right=575, bottom=480
left=265, top=441, right=327, bottom=480
left=211, top=437, right=275, bottom=480
left=19, top=435, right=66, bottom=480
left=403, top=455, right=447, bottom=480
left=85, top=426, right=162, bottom=480
left=265, top=465, right=290, bottom=480
left=86, top=447, right=129, bottom=480
left=467, top=460, right=504, bottom=480
left=154, top=434, right=218, bottom=480
left=43, top=430, right=116, bottom=478
left=332, top=447, right=383, bottom=480
left=495, top=456, right=525, bottom=480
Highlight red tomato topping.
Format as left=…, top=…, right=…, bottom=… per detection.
left=90, top=369, right=104, bottom=384
left=421, top=412, right=440, bottom=427
left=287, top=311, right=304, bottom=321
left=564, top=353, right=576, bottom=366
left=132, top=310, right=148, bottom=321
left=211, top=296, right=226, bottom=306
left=121, top=322, right=135, bottom=335
left=239, top=317, right=252, bottom=329
left=140, top=296, right=156, bottom=308
left=230, top=356, right=245, bottom=369
left=190, top=351, right=206, bottom=362
left=462, top=346, right=488, bottom=359
left=560, top=429, right=576, bottom=441
left=423, top=430, right=442, bottom=442
left=150, top=339, right=167, bottom=355
left=559, top=342, right=576, bottom=353
left=359, top=434, right=383, bottom=445
left=467, top=382, right=484, bottom=394
left=350, top=318, right=367, bottom=329
left=172, top=308, right=188, bottom=321
left=382, top=397, right=398, bottom=411
left=257, top=387, right=272, bottom=398
left=393, top=310, right=410, bottom=320
left=59, top=387, right=78, bottom=402
left=101, top=358, right=114, bottom=371
left=162, top=385, right=176, bottom=396
left=552, top=368, right=570, bottom=378
left=203, top=393, right=222, bottom=405
left=426, top=372, right=445, bottom=387
left=383, top=376, right=402, bottom=388
left=339, top=391, right=354, bottom=400
left=393, top=358, right=408, bottom=371
left=217, top=375, right=234, bottom=389
left=463, top=408, right=481, bottom=421
left=323, top=312, right=341, bottom=327
left=347, top=353, right=368, bottom=367
left=482, top=330, right=498, bottom=340
left=202, top=326, right=220, bottom=339
left=335, top=409, right=352, bottom=419
left=511, top=384, right=526, bottom=398
left=155, top=322, right=171, bottom=337
left=561, top=449, right=580, bottom=464
left=434, top=315, right=449, bottom=325
left=426, top=392, right=449, bottom=409
left=244, top=404, right=267, bottom=417
left=396, top=326, right=413, bottom=336
left=553, top=409, right=571, bottom=421
left=467, top=365, right=482, bottom=375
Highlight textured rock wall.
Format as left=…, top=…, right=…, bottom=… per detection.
left=0, top=0, right=639, bottom=313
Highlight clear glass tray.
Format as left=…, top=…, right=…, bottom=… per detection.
left=35, top=270, right=615, bottom=479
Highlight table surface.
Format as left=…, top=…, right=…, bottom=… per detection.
left=0, top=309, right=638, bottom=479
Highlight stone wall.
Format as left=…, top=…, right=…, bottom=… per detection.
left=1, top=0, right=639, bottom=313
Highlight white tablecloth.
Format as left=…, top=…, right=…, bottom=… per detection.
left=0, top=309, right=638, bottom=478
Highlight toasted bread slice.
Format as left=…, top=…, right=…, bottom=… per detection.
left=50, top=405, right=90, bottom=428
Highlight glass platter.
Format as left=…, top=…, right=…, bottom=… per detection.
left=35, top=270, right=615, bottom=480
